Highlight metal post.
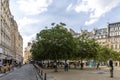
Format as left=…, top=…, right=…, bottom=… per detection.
left=44, top=73, right=47, bottom=80
left=41, top=70, right=43, bottom=76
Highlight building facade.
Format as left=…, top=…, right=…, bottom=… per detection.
left=107, top=22, right=120, bottom=52
left=92, top=22, right=120, bottom=52
left=78, top=22, right=120, bottom=52
left=24, top=42, right=32, bottom=64
left=93, top=28, right=108, bottom=46
left=0, top=0, right=12, bottom=59
left=0, top=0, right=23, bottom=62
left=71, top=22, right=120, bottom=66
left=70, top=23, right=120, bottom=52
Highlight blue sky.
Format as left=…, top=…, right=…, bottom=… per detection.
left=9, top=0, right=120, bottom=49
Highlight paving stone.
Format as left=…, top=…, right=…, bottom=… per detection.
left=0, top=64, right=38, bottom=80
left=43, top=67, right=120, bottom=80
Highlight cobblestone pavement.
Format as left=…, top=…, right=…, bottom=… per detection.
left=0, top=64, right=38, bottom=80
left=44, top=67, right=120, bottom=80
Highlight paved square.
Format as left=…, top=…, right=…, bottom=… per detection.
left=44, top=67, right=120, bottom=80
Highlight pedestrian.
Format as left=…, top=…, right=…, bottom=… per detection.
left=81, top=62, right=84, bottom=69
left=11, top=61, right=14, bottom=70
left=74, top=62, right=77, bottom=69
left=109, top=58, right=114, bottom=78
left=66, top=62, right=69, bottom=71
left=0, top=60, right=3, bottom=73
left=19, top=62, right=22, bottom=68
left=64, top=62, right=68, bottom=71
left=96, top=62, right=100, bottom=70
left=64, top=60, right=69, bottom=71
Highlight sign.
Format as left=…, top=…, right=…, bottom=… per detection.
left=0, top=48, right=3, bottom=53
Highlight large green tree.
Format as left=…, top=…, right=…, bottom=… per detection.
left=31, top=23, right=76, bottom=71
left=75, top=34, right=99, bottom=69
left=97, top=46, right=113, bottom=62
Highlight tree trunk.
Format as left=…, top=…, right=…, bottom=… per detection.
left=80, top=58, right=84, bottom=70
left=47, top=60, right=50, bottom=68
left=54, top=60, right=58, bottom=72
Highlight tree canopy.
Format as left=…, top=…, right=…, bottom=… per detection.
left=31, top=23, right=76, bottom=61
left=30, top=22, right=120, bottom=65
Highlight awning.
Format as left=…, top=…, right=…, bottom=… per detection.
left=0, top=54, right=6, bottom=59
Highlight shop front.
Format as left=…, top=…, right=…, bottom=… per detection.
left=0, top=52, right=13, bottom=73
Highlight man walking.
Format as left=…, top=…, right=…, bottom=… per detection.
left=0, top=60, right=3, bottom=73
left=96, top=62, right=100, bottom=70
left=109, top=59, right=114, bottom=78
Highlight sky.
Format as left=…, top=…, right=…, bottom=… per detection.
left=9, top=0, right=120, bottom=49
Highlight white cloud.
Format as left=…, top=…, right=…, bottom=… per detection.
left=17, top=0, right=53, bottom=15
left=17, top=17, right=40, bottom=44
left=85, top=19, right=98, bottom=26
left=23, top=33, right=36, bottom=50
left=18, top=17, right=39, bottom=27
left=75, top=0, right=90, bottom=13
left=17, top=15, right=52, bottom=49
left=67, top=0, right=120, bottom=25
left=67, top=3, right=73, bottom=11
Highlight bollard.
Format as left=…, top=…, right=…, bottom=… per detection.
left=40, top=70, right=43, bottom=80
left=38, top=68, right=41, bottom=73
left=44, top=73, right=47, bottom=80
left=41, top=70, right=43, bottom=76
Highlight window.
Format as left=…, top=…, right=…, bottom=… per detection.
left=103, top=35, right=105, bottom=38
left=117, top=32, right=119, bottom=35
left=114, top=38, right=116, bottom=42
left=111, top=45, right=113, bottom=49
left=117, top=44, right=119, bottom=49
left=110, top=28, right=113, bottom=31
left=115, top=44, right=117, bottom=49
left=118, top=24, right=120, bottom=26
left=99, top=36, right=101, bottom=38
left=118, top=32, right=120, bottom=35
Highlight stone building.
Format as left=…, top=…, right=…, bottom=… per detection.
left=92, top=22, right=120, bottom=52
left=107, top=22, right=120, bottom=52
left=93, top=28, right=108, bottom=46
left=79, top=22, right=120, bottom=52
left=70, top=24, right=120, bottom=52
left=24, top=42, right=32, bottom=64
left=12, top=19, right=23, bottom=62
left=0, top=0, right=23, bottom=62
left=76, top=22, right=120, bottom=66
left=0, top=0, right=13, bottom=59
left=69, top=28, right=80, bottom=38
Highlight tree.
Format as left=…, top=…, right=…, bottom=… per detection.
left=111, top=51, right=120, bottom=61
left=31, top=22, right=76, bottom=71
left=95, top=45, right=116, bottom=66
left=75, top=34, right=99, bottom=69
left=86, top=38, right=99, bottom=60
